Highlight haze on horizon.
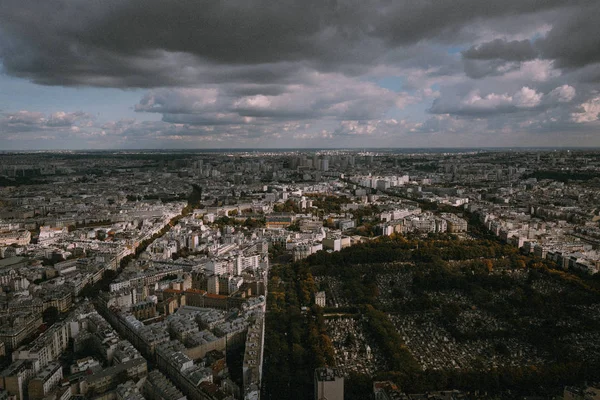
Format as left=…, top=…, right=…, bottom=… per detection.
left=1, top=0, right=600, bottom=150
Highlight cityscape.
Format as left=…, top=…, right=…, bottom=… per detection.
left=2, top=0, right=600, bottom=399
left=0, top=149, right=599, bottom=399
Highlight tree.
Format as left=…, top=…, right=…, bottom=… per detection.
left=484, top=259, right=494, bottom=273
left=288, top=221, right=301, bottom=232
left=291, top=343, right=305, bottom=366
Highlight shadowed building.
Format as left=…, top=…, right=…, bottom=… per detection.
left=314, top=368, right=343, bottom=400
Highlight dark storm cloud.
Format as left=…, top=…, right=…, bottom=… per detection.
left=536, top=4, right=600, bottom=69
left=0, top=0, right=375, bottom=87
left=3, top=0, right=600, bottom=148
left=0, top=0, right=591, bottom=87
left=371, top=1, right=568, bottom=46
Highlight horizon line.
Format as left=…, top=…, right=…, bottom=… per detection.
left=2, top=146, right=600, bottom=153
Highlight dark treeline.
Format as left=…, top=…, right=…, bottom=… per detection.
left=305, top=194, right=351, bottom=214
left=300, top=234, right=600, bottom=397
left=525, top=170, right=600, bottom=182
left=306, top=234, right=520, bottom=268
left=261, top=262, right=335, bottom=400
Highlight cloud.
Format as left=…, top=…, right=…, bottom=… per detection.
left=463, top=39, right=537, bottom=61
left=333, top=119, right=406, bottom=137
left=2, top=111, right=45, bottom=127
left=0, top=110, right=93, bottom=135
left=548, top=85, right=576, bottom=103
left=463, top=59, right=519, bottom=79
left=504, top=59, right=559, bottom=83
left=571, top=96, right=600, bottom=123
left=513, top=86, right=543, bottom=108
left=134, top=74, right=401, bottom=124
left=461, top=39, right=542, bottom=79
left=464, top=57, right=560, bottom=81
left=334, top=121, right=379, bottom=136
left=536, top=4, right=600, bottom=69
left=2, top=0, right=600, bottom=148
left=430, top=86, right=544, bottom=115
left=135, top=89, right=221, bottom=114
left=0, top=0, right=590, bottom=88
left=46, top=111, right=92, bottom=127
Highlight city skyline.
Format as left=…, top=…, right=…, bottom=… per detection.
left=1, top=149, right=600, bottom=399
left=1, top=1, right=600, bottom=149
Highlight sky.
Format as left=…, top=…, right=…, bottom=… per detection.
left=1, top=1, right=600, bottom=150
